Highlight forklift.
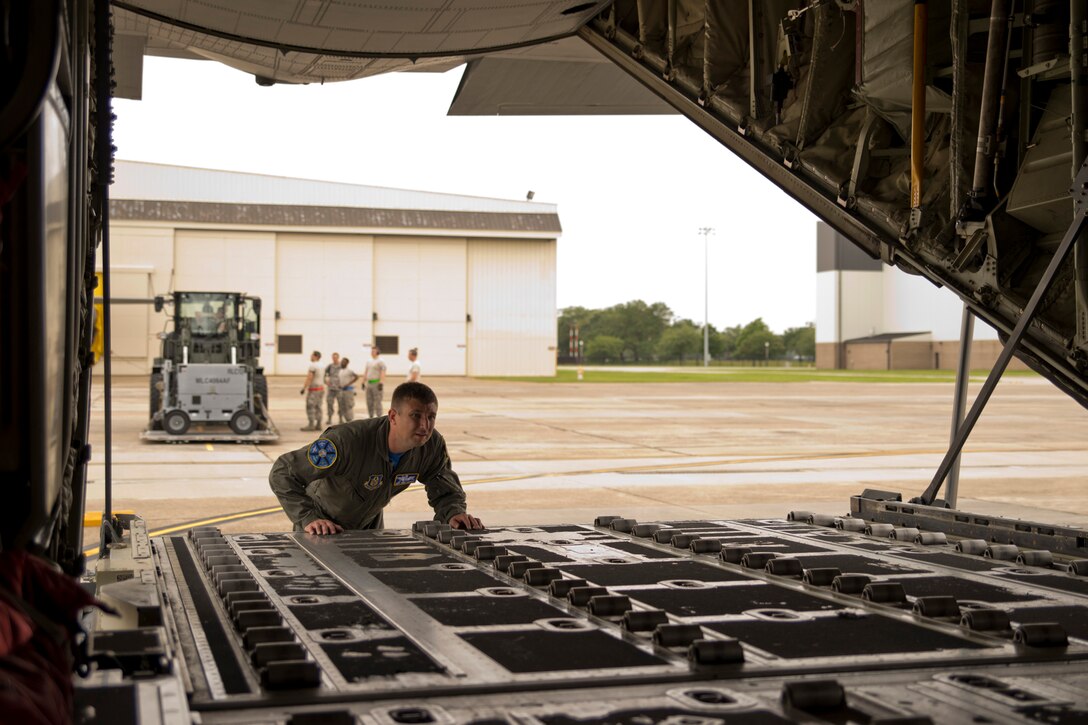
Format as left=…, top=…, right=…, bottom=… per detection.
left=142, top=291, right=279, bottom=442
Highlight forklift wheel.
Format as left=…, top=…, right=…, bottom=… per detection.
left=164, top=410, right=191, bottom=435
left=229, top=410, right=258, bottom=435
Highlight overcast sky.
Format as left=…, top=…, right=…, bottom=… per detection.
left=113, top=57, right=819, bottom=333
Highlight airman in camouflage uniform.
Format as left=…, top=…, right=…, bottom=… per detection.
left=269, top=382, right=483, bottom=533
left=363, top=346, right=387, bottom=418
left=337, top=357, right=358, bottom=422
left=299, top=350, right=324, bottom=431
left=324, top=352, right=341, bottom=425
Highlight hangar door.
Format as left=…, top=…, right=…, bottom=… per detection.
left=174, top=230, right=278, bottom=370
left=467, top=239, right=556, bottom=376
left=373, top=237, right=466, bottom=376
left=108, top=268, right=152, bottom=374
left=275, top=234, right=374, bottom=376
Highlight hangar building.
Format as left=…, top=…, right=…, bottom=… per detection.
left=104, top=161, right=561, bottom=377
left=815, top=223, right=1024, bottom=371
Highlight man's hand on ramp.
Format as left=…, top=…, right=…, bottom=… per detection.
left=449, top=513, right=483, bottom=530
left=304, top=518, right=344, bottom=535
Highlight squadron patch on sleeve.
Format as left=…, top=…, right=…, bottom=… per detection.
left=308, top=438, right=338, bottom=469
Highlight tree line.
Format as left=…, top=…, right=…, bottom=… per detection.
left=558, top=300, right=815, bottom=364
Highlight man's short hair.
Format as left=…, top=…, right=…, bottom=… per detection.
left=409, top=348, right=418, bottom=355
left=312, top=350, right=321, bottom=359
left=372, top=346, right=381, bottom=354
left=392, top=382, right=437, bottom=409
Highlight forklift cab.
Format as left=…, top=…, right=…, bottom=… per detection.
left=178, top=292, right=235, bottom=337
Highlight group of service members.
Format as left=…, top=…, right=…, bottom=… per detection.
left=298, top=346, right=420, bottom=430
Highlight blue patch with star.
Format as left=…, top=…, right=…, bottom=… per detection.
left=308, top=438, right=337, bottom=469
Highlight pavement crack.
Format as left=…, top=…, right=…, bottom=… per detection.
left=601, top=486, right=712, bottom=516
left=520, top=418, right=679, bottom=456
left=456, top=410, right=677, bottom=456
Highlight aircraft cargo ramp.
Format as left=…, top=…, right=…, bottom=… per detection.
left=79, top=514, right=1088, bottom=723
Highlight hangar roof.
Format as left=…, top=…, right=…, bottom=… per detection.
left=110, top=160, right=561, bottom=236
left=112, top=160, right=555, bottom=213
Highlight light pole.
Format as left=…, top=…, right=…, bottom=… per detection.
left=698, top=227, right=714, bottom=367
left=764, top=340, right=770, bottom=364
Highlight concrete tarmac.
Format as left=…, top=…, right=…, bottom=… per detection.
left=85, top=371, right=1088, bottom=546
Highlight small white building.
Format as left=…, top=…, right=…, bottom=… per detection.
left=814, top=222, right=1023, bottom=370
left=104, top=161, right=560, bottom=377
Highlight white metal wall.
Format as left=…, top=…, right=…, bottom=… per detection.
left=815, top=273, right=838, bottom=344
left=467, top=239, right=556, bottom=376
left=109, top=268, right=152, bottom=372
left=373, top=236, right=467, bottom=377
left=102, top=225, right=173, bottom=373
left=819, top=265, right=1002, bottom=346
left=110, top=225, right=173, bottom=299
left=174, top=230, right=278, bottom=368
left=817, top=269, right=885, bottom=342
left=275, top=234, right=374, bottom=376
left=882, top=268, right=999, bottom=341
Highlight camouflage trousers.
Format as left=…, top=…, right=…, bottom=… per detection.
left=338, top=389, right=355, bottom=422
left=306, top=389, right=324, bottom=427
left=326, top=388, right=341, bottom=422
left=366, top=385, right=383, bottom=418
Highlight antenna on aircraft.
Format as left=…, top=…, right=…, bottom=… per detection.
left=526, top=190, right=535, bottom=200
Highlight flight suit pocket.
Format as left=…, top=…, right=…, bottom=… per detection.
left=388, top=472, right=418, bottom=502
left=315, top=478, right=371, bottom=527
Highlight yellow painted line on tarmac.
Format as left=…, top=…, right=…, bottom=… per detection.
left=83, top=505, right=285, bottom=558
left=146, top=506, right=286, bottom=537
left=83, top=509, right=136, bottom=527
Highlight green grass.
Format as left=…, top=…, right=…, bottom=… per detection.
left=482, top=368, right=1040, bottom=384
